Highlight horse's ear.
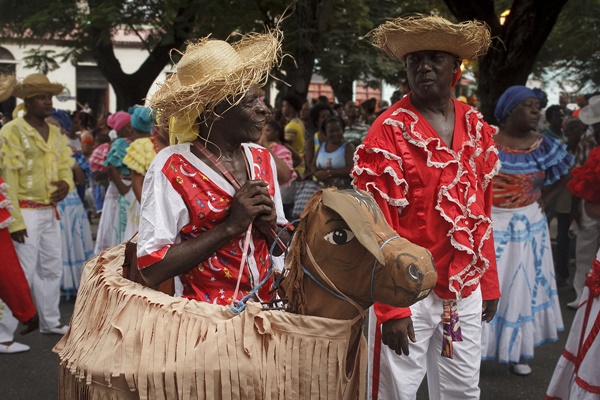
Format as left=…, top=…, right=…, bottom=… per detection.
left=321, top=189, right=386, bottom=264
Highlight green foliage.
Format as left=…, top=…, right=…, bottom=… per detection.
left=309, top=0, right=454, bottom=101
left=533, top=0, right=600, bottom=90
left=22, top=48, right=60, bottom=74
left=8, top=0, right=593, bottom=107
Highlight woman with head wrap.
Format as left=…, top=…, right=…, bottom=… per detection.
left=120, top=105, right=158, bottom=239
left=481, top=85, right=574, bottom=376
left=94, top=107, right=151, bottom=253
left=45, top=111, right=94, bottom=298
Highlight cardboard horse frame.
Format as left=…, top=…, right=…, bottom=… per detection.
left=54, top=188, right=436, bottom=399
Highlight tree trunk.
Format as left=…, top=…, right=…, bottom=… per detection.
left=329, top=78, right=353, bottom=105
left=92, top=35, right=186, bottom=110
left=444, top=0, right=568, bottom=123
left=275, top=0, right=334, bottom=103
left=86, top=2, right=191, bottom=111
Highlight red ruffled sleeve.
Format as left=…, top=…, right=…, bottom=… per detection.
left=568, top=146, right=600, bottom=203
left=353, top=123, right=413, bottom=320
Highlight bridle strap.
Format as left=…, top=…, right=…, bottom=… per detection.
left=371, top=235, right=401, bottom=302
left=304, top=245, right=366, bottom=319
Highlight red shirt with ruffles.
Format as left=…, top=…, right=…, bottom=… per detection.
left=568, top=146, right=600, bottom=203
left=352, top=96, right=501, bottom=323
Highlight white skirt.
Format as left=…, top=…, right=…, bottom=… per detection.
left=123, top=197, right=140, bottom=243
left=58, top=190, right=94, bottom=292
left=547, top=254, right=600, bottom=399
left=481, top=203, right=564, bottom=363
left=94, top=181, right=136, bottom=254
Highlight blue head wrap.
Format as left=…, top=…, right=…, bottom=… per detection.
left=50, top=109, right=72, bottom=132
left=128, top=106, right=155, bottom=133
left=494, top=86, right=538, bottom=124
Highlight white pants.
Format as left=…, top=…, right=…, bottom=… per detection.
left=572, top=201, right=600, bottom=301
left=0, top=208, right=64, bottom=341
left=368, top=287, right=482, bottom=400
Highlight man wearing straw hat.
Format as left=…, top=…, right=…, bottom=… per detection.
left=0, top=75, right=39, bottom=354
left=137, top=31, right=290, bottom=308
left=0, top=73, right=73, bottom=352
left=352, top=15, right=501, bottom=399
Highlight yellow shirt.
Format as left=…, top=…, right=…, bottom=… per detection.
left=284, top=118, right=305, bottom=174
left=0, top=117, right=74, bottom=232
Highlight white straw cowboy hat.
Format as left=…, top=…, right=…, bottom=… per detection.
left=579, top=95, right=600, bottom=125
left=0, top=74, right=16, bottom=102
left=369, top=15, right=491, bottom=60
left=149, top=30, right=282, bottom=143
left=12, top=73, right=64, bottom=99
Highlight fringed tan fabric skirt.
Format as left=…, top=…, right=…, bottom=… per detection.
left=54, top=244, right=365, bottom=399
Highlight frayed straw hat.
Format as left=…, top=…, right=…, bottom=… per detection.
left=149, top=30, right=282, bottom=143
left=12, top=73, right=64, bottom=99
left=0, top=74, right=16, bottom=103
left=369, top=15, right=491, bottom=60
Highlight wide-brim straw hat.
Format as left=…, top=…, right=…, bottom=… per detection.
left=369, top=15, right=491, bottom=60
left=149, top=30, right=282, bottom=141
left=0, top=74, right=16, bottom=102
left=12, top=73, right=64, bottom=99
left=579, top=95, right=600, bottom=125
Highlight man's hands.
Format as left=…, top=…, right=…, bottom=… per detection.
left=381, top=317, right=416, bottom=356
left=227, top=180, right=276, bottom=237
left=50, top=180, right=69, bottom=204
left=19, top=313, right=39, bottom=335
left=11, top=229, right=28, bottom=244
left=482, top=298, right=499, bottom=323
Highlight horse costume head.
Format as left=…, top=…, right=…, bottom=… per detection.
left=281, top=188, right=437, bottom=319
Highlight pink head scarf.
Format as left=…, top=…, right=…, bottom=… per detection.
left=106, top=111, right=131, bottom=132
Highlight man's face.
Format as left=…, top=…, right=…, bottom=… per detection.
left=25, top=93, right=54, bottom=119
left=344, top=102, right=357, bottom=118
left=223, top=85, right=268, bottom=143
left=405, top=50, right=460, bottom=100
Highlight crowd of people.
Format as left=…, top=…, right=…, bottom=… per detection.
left=0, top=13, right=599, bottom=400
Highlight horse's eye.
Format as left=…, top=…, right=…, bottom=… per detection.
left=324, top=229, right=355, bottom=245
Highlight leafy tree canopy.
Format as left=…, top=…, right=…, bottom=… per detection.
left=0, top=0, right=596, bottom=114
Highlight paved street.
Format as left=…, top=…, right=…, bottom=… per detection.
left=0, top=280, right=578, bottom=399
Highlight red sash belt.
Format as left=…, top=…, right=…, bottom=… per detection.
left=18, top=200, right=60, bottom=220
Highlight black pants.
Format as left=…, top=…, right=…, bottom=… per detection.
left=554, top=212, right=571, bottom=282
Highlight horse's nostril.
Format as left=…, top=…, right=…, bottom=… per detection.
left=407, top=263, right=422, bottom=282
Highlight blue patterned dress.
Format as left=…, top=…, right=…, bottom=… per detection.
left=482, top=135, right=573, bottom=363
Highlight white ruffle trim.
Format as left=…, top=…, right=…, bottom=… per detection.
left=0, top=199, right=12, bottom=209
left=382, top=106, right=498, bottom=298
left=0, top=216, right=14, bottom=229
left=352, top=144, right=410, bottom=212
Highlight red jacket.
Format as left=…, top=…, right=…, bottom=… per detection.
left=352, top=96, right=501, bottom=323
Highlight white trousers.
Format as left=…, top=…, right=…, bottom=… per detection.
left=0, top=208, right=63, bottom=341
left=572, top=201, right=600, bottom=301
left=368, top=287, right=482, bottom=400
